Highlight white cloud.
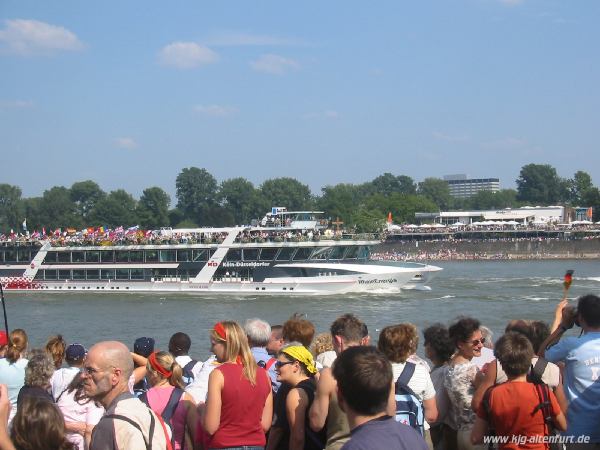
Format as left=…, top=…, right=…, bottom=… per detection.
left=250, top=54, right=299, bottom=75
left=115, top=137, right=138, bottom=149
left=432, top=131, right=470, bottom=142
left=0, top=99, right=33, bottom=109
left=158, top=42, right=218, bottom=69
left=205, top=32, right=302, bottom=47
left=303, top=110, right=339, bottom=120
left=0, top=19, right=84, bottom=55
left=193, top=104, right=238, bottom=117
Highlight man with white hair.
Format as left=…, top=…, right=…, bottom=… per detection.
left=83, top=341, right=168, bottom=450
left=245, top=317, right=280, bottom=393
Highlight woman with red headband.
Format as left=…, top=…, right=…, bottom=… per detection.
left=142, top=351, right=196, bottom=450
left=203, top=321, right=273, bottom=449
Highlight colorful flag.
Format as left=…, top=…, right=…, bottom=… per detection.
left=42, top=227, right=46, bottom=236
left=564, top=270, right=573, bottom=289
left=387, top=212, right=392, bottom=224
left=22, top=219, right=27, bottom=231
left=587, top=207, right=593, bottom=219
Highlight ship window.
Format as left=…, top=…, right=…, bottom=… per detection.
left=177, top=250, right=191, bottom=262
left=225, top=249, right=242, bottom=262
left=293, top=247, right=312, bottom=261
left=101, top=270, right=115, bottom=279
left=192, top=249, right=208, bottom=261
left=4, top=250, right=16, bottom=263
left=116, top=269, right=129, bottom=280
left=17, top=249, right=31, bottom=262
left=345, top=246, right=359, bottom=259
left=160, top=250, right=176, bottom=262
left=86, top=269, right=100, bottom=280
left=45, top=252, right=58, bottom=263
left=0, top=252, right=3, bottom=263
left=58, top=252, right=71, bottom=263
left=100, top=251, right=114, bottom=263
left=243, top=248, right=259, bottom=261
left=357, top=246, right=370, bottom=260
left=86, top=251, right=100, bottom=263
left=58, top=270, right=71, bottom=280
left=259, top=248, right=278, bottom=261
left=115, top=251, right=129, bottom=262
left=71, top=251, right=85, bottom=263
left=73, top=270, right=86, bottom=280
left=329, top=246, right=346, bottom=260
left=44, top=270, right=57, bottom=280
left=276, top=248, right=295, bottom=261
left=310, top=247, right=332, bottom=260
left=131, top=269, right=144, bottom=280
left=130, top=251, right=143, bottom=262
left=145, top=250, right=158, bottom=262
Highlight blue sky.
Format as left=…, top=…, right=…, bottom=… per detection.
left=1, top=1, right=598, bottom=202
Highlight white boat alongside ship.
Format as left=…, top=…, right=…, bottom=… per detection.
left=0, top=210, right=442, bottom=294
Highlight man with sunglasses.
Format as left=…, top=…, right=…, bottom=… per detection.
left=83, top=341, right=168, bottom=450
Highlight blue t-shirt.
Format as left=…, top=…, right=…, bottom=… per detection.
left=251, top=346, right=280, bottom=393
left=341, top=415, right=428, bottom=450
left=545, top=331, right=600, bottom=442
left=0, top=357, right=28, bottom=423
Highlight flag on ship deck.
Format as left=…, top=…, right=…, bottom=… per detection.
left=22, top=219, right=27, bottom=231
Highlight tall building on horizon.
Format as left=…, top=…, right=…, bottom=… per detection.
left=443, top=174, right=500, bottom=199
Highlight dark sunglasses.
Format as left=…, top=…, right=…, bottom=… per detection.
left=469, top=337, right=486, bottom=346
left=275, top=361, right=294, bottom=369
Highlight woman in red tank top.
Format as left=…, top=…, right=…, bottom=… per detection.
left=203, top=321, right=273, bottom=450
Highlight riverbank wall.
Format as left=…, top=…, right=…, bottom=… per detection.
left=375, top=238, right=600, bottom=259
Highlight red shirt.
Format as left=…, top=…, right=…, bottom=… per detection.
left=209, top=363, right=270, bottom=448
left=477, top=381, right=561, bottom=450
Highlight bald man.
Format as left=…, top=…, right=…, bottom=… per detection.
left=83, top=341, right=168, bottom=450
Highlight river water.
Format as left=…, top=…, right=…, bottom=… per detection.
left=3, top=260, right=599, bottom=360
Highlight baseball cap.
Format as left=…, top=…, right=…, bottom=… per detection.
left=66, top=343, right=87, bottom=361
left=134, top=337, right=155, bottom=357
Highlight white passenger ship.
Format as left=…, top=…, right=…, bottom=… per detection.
left=0, top=210, right=441, bottom=294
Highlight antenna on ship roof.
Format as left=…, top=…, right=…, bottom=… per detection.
left=0, top=283, right=8, bottom=338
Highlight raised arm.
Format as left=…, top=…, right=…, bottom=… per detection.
left=309, top=367, right=333, bottom=432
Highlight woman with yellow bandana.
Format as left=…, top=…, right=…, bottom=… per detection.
left=272, top=343, right=325, bottom=450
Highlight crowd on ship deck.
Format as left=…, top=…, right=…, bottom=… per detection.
left=1, top=294, right=600, bottom=450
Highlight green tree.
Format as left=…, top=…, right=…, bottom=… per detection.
left=22, top=197, right=43, bottom=232
left=417, top=178, right=451, bottom=210
left=366, top=173, right=416, bottom=196
left=219, top=177, right=264, bottom=225
left=39, top=186, right=79, bottom=229
left=466, top=189, right=519, bottom=210
left=567, top=171, right=594, bottom=205
left=175, top=167, right=218, bottom=224
left=516, top=164, right=568, bottom=204
left=90, top=190, right=138, bottom=227
left=137, top=187, right=170, bottom=229
left=0, top=184, right=24, bottom=232
left=260, top=178, right=313, bottom=211
left=70, top=180, right=105, bottom=222
left=318, top=183, right=364, bottom=226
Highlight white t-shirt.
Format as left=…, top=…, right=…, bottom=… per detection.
left=175, top=355, right=203, bottom=380
left=392, top=361, right=437, bottom=430
left=56, top=389, right=105, bottom=450
left=51, top=366, right=81, bottom=400
left=185, top=355, right=219, bottom=404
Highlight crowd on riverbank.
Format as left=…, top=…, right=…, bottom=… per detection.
left=371, top=249, right=600, bottom=261
left=1, top=294, right=600, bottom=450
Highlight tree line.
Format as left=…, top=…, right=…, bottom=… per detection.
left=0, top=164, right=598, bottom=234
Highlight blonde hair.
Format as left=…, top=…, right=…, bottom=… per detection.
left=45, top=335, right=66, bottom=369
left=311, top=332, right=333, bottom=357
left=211, top=321, right=257, bottom=385
left=6, top=329, right=28, bottom=364
left=146, top=351, right=185, bottom=389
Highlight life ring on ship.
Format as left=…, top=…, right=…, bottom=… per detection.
left=30, top=263, right=35, bottom=269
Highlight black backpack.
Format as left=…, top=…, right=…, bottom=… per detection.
left=182, top=360, right=198, bottom=386
left=140, top=388, right=184, bottom=448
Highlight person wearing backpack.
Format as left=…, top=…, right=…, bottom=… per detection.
left=378, top=324, right=438, bottom=449
left=141, top=351, right=196, bottom=450
left=471, top=332, right=566, bottom=449
left=168, top=332, right=202, bottom=387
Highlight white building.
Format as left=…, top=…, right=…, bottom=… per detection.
left=415, top=206, right=566, bottom=225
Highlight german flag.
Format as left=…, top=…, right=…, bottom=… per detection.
left=564, top=271, right=573, bottom=289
